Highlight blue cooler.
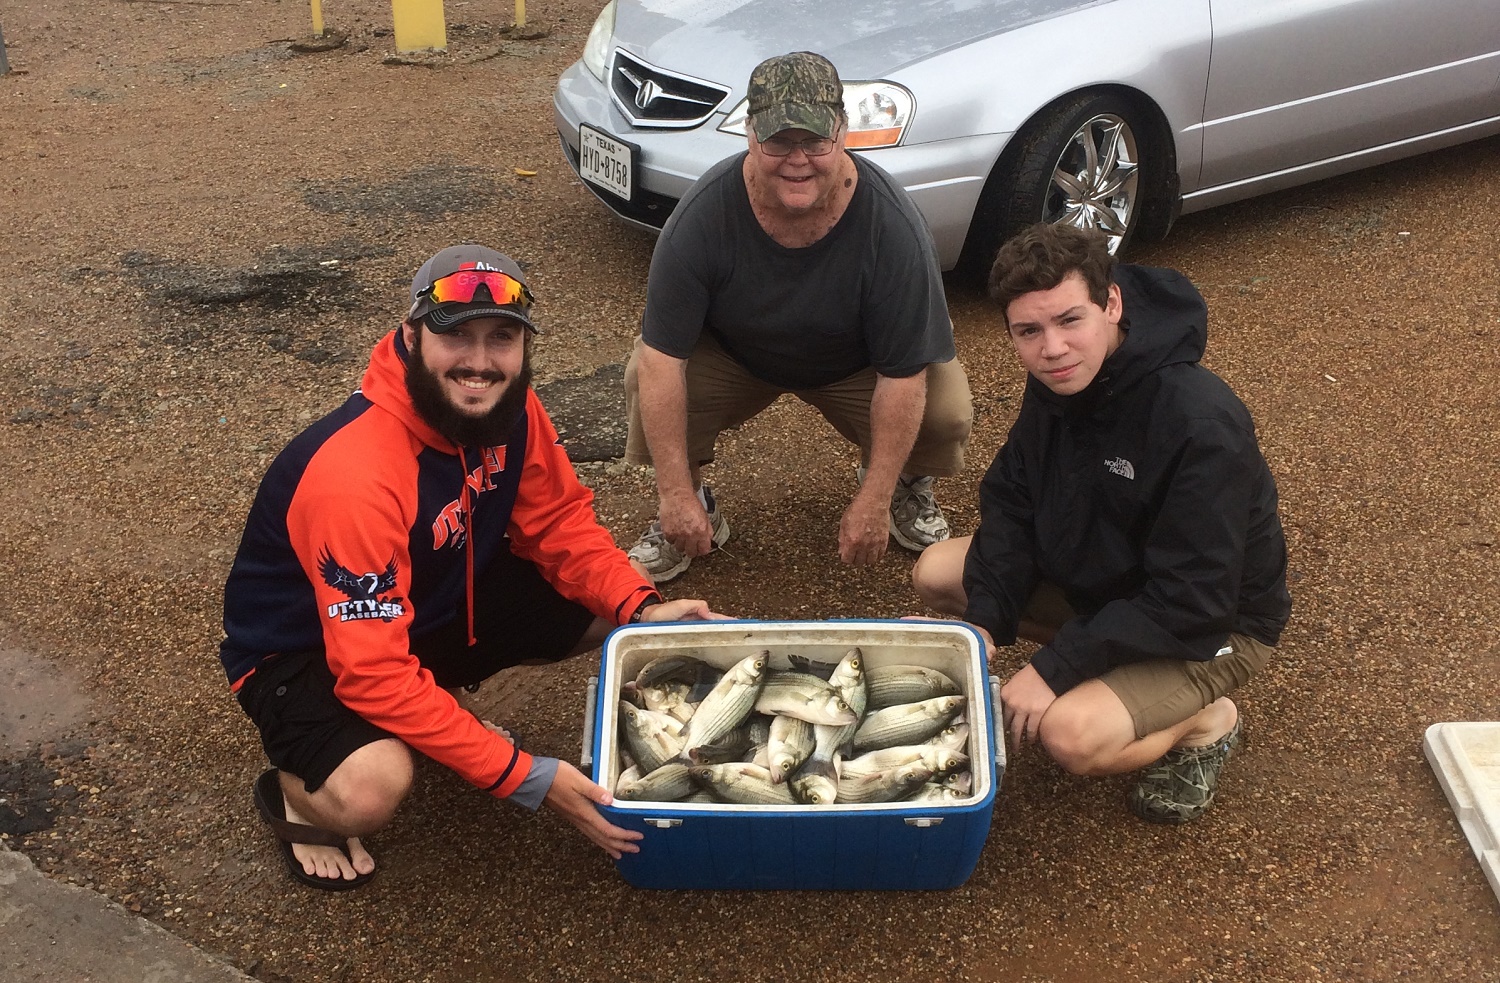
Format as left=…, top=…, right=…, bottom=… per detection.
left=582, top=619, right=1004, bottom=891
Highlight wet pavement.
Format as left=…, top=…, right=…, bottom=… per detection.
left=1, top=840, right=251, bottom=983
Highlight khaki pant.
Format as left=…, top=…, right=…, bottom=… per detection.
left=1025, top=583, right=1275, bottom=739
left=623, top=335, right=973, bottom=476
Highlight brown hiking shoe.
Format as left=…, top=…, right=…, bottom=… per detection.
left=1128, top=716, right=1244, bottom=824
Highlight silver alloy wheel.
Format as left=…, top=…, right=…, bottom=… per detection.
left=1043, top=112, right=1140, bottom=254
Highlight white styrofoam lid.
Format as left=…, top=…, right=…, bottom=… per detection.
left=1423, top=721, right=1500, bottom=907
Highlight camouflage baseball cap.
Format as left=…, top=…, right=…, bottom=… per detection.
left=746, top=51, right=844, bottom=143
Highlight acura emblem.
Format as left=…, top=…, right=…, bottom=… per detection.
left=634, top=79, right=662, bottom=110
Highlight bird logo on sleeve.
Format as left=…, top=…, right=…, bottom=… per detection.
left=319, top=548, right=406, bottom=622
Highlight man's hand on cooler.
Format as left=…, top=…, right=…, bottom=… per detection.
left=638, top=599, right=732, bottom=622
left=541, top=761, right=644, bottom=860
left=1000, top=662, right=1058, bottom=747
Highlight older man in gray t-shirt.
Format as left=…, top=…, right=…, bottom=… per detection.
left=622, top=51, right=973, bottom=583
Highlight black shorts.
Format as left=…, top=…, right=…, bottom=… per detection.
left=236, top=545, right=597, bottom=793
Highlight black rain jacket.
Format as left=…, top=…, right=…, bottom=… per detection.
left=962, top=264, right=1291, bottom=695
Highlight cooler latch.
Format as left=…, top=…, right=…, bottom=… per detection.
left=644, top=818, right=682, bottom=829
left=904, top=817, right=944, bottom=828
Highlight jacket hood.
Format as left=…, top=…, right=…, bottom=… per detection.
left=1029, top=264, right=1208, bottom=413
left=359, top=329, right=454, bottom=452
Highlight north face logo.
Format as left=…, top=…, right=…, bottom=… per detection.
left=1105, top=457, right=1135, bottom=480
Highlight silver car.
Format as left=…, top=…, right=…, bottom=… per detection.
left=553, top=0, right=1500, bottom=276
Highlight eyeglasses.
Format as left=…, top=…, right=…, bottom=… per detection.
left=421, top=269, right=533, bottom=307
left=758, top=133, right=837, bottom=158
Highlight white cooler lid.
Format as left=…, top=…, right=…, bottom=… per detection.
left=1423, top=721, right=1500, bottom=906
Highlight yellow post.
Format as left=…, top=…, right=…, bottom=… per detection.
left=310, top=0, right=325, bottom=35
left=515, top=0, right=526, bottom=28
left=391, top=0, right=447, bottom=52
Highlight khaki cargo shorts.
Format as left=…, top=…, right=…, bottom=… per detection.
left=1025, top=582, right=1275, bottom=740
left=623, top=334, right=972, bottom=477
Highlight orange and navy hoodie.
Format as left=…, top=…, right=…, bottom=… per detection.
left=219, top=329, right=658, bottom=802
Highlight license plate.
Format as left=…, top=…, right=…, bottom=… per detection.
left=578, top=124, right=636, bottom=201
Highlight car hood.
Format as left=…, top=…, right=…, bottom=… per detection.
left=615, top=0, right=1107, bottom=83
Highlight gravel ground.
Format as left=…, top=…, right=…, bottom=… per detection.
left=1, top=1, right=1498, bottom=980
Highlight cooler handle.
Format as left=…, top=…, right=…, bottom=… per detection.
left=989, top=675, right=1007, bottom=789
left=581, top=676, right=598, bottom=770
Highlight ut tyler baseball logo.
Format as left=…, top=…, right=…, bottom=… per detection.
left=320, top=548, right=406, bottom=622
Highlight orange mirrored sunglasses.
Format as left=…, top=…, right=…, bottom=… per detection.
left=422, top=269, right=533, bottom=307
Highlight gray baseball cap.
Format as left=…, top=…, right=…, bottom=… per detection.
left=406, top=244, right=539, bottom=334
left=746, top=51, right=844, bottom=143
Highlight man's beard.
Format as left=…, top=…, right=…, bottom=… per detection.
left=405, top=330, right=532, bottom=448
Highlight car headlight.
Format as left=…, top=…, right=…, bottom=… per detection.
left=716, top=81, right=914, bottom=150
left=582, top=0, right=616, bottom=81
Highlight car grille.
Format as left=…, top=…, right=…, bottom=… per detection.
left=609, top=50, right=729, bottom=129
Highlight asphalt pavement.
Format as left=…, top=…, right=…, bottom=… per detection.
left=1, top=841, right=250, bottom=983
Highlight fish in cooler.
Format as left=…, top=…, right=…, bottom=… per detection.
left=942, top=770, right=974, bottom=794
left=616, top=761, right=695, bottom=801
left=788, top=756, right=839, bottom=805
left=613, top=646, right=979, bottom=807
left=636, top=654, right=722, bottom=695
left=765, top=714, right=816, bottom=784
left=633, top=678, right=696, bottom=723
left=836, top=761, right=937, bottom=804
left=791, top=647, right=868, bottom=803
left=685, top=716, right=765, bottom=765
left=925, top=718, right=970, bottom=752
left=839, top=744, right=968, bottom=780
left=618, top=701, right=686, bottom=774
left=676, top=652, right=769, bottom=759
left=625, top=654, right=724, bottom=723
left=690, top=762, right=798, bottom=805
left=754, top=672, right=859, bottom=726
left=910, top=783, right=969, bottom=804
left=851, top=696, right=966, bottom=752
left=864, top=665, right=961, bottom=711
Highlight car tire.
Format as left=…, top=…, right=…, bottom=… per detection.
left=957, top=91, right=1171, bottom=286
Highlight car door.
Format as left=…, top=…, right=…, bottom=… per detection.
left=1197, top=0, right=1500, bottom=192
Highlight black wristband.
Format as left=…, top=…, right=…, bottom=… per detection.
left=629, top=592, right=664, bottom=623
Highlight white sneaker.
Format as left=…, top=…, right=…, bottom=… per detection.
left=888, top=474, right=951, bottom=552
left=627, top=484, right=731, bottom=583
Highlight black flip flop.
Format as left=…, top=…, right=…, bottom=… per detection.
left=253, top=768, right=375, bottom=891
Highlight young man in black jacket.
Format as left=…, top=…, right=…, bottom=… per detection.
left=913, top=223, right=1291, bottom=823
